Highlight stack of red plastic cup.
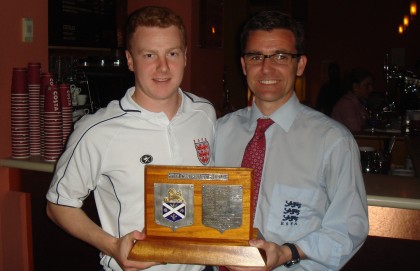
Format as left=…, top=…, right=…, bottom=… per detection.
left=43, top=84, right=63, bottom=162
left=11, top=68, right=30, bottom=159
left=40, top=73, right=53, bottom=156
left=27, top=62, right=41, bottom=156
left=59, top=84, right=73, bottom=147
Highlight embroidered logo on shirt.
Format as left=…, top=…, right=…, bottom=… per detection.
left=140, top=154, right=153, bottom=164
left=194, top=138, right=210, bottom=165
left=281, top=200, right=302, bottom=226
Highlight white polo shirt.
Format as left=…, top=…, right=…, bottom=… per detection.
left=47, top=87, right=216, bottom=271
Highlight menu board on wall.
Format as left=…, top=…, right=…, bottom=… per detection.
left=49, top=0, right=117, bottom=48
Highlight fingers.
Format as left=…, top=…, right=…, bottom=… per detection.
left=249, top=239, right=265, bottom=248
left=130, top=230, right=146, bottom=241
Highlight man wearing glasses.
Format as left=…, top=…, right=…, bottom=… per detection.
left=214, top=11, right=368, bottom=270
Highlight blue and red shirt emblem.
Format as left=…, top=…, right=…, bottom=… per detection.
left=194, top=138, right=210, bottom=165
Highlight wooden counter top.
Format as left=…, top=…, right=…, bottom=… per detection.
left=0, top=155, right=55, bottom=173
left=364, top=174, right=420, bottom=210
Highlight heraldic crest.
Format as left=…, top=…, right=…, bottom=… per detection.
left=154, top=183, right=194, bottom=231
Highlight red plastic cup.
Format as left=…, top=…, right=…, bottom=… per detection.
left=11, top=68, right=27, bottom=94
left=59, top=84, right=72, bottom=108
left=41, top=73, right=53, bottom=96
left=44, top=85, right=62, bottom=113
left=27, top=62, right=41, bottom=85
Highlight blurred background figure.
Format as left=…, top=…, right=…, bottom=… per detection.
left=332, top=68, right=374, bottom=132
left=315, top=62, right=342, bottom=116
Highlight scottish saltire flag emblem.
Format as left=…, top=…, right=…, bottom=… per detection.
left=162, top=189, right=186, bottom=222
left=194, top=138, right=210, bottom=165
left=154, top=183, right=194, bottom=231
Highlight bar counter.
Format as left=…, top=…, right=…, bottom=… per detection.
left=1, top=136, right=420, bottom=270
left=0, top=150, right=420, bottom=210
left=0, top=155, right=55, bottom=173
left=354, top=130, right=419, bottom=210
left=364, top=173, right=420, bottom=209
left=352, top=133, right=420, bottom=242
left=1, top=135, right=420, bottom=210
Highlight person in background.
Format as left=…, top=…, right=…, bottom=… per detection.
left=46, top=6, right=216, bottom=271
left=315, top=61, right=342, bottom=116
left=214, top=11, right=368, bottom=270
left=331, top=68, right=374, bottom=132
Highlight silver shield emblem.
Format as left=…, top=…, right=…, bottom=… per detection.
left=154, top=183, right=194, bottom=231
left=202, top=185, right=243, bottom=233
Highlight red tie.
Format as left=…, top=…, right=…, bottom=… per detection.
left=219, top=119, right=273, bottom=271
left=241, top=118, right=274, bottom=221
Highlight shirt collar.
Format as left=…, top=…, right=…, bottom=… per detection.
left=119, top=87, right=141, bottom=112
left=119, top=87, right=184, bottom=117
left=249, top=92, right=300, bottom=132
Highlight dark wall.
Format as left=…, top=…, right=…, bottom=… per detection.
left=305, top=0, right=420, bottom=106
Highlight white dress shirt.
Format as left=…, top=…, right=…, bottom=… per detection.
left=214, top=92, right=368, bottom=271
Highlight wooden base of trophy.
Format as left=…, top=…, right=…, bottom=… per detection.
left=128, top=165, right=266, bottom=267
left=129, top=237, right=266, bottom=266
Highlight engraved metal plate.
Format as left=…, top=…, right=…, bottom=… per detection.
left=154, top=183, right=194, bottom=231
left=202, top=185, right=243, bottom=233
left=168, top=172, right=229, bottom=181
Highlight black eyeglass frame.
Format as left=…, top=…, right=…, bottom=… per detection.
left=242, top=52, right=302, bottom=64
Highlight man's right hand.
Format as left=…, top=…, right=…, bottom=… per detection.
left=110, top=230, right=160, bottom=271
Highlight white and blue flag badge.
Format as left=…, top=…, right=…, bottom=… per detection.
left=154, top=183, right=194, bottom=231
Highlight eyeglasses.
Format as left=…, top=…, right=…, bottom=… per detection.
left=243, top=52, right=302, bottom=65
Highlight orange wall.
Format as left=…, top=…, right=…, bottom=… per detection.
left=0, top=0, right=48, bottom=270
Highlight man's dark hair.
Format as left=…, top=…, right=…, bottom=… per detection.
left=240, top=11, right=305, bottom=55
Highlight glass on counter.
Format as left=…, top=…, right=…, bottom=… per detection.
left=365, top=109, right=383, bottom=132
left=403, top=110, right=420, bottom=136
left=360, top=147, right=390, bottom=174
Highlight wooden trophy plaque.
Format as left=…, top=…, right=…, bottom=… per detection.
left=128, top=165, right=266, bottom=267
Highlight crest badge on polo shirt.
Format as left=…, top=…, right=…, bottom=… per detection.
left=194, top=138, right=210, bottom=165
left=281, top=200, right=301, bottom=226
left=154, top=183, right=194, bottom=231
